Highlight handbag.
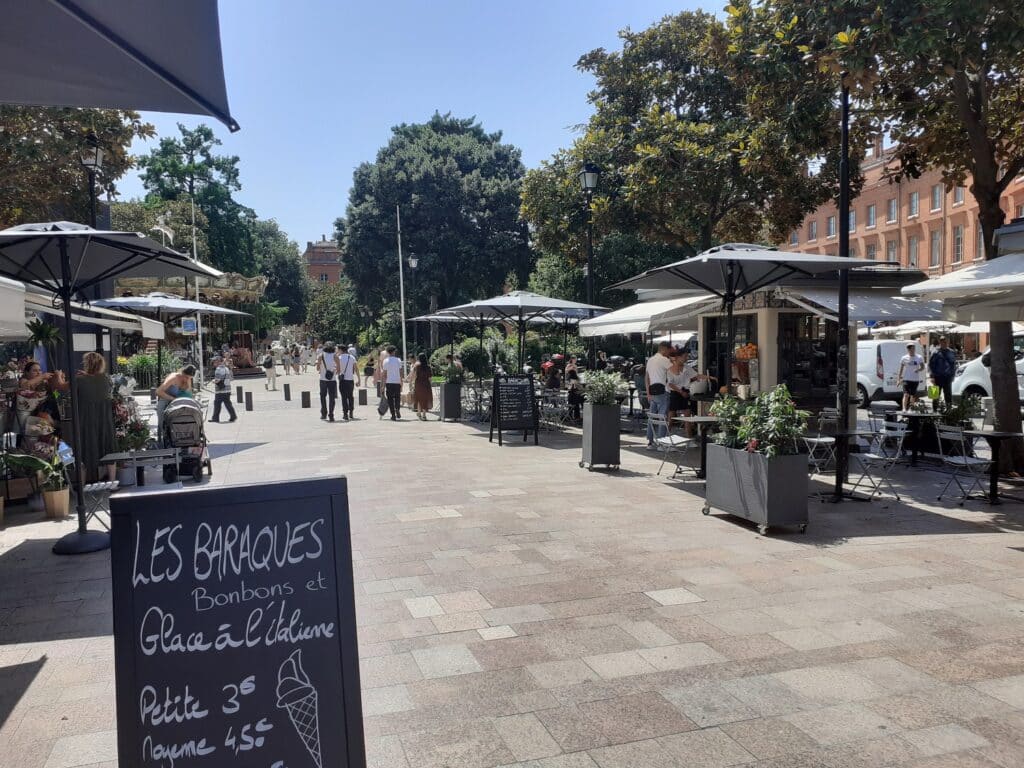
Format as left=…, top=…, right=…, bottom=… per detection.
left=926, top=383, right=941, bottom=400
left=377, top=395, right=389, bottom=416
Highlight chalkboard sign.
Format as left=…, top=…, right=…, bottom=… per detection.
left=489, top=374, right=538, bottom=445
left=110, top=477, right=365, bottom=768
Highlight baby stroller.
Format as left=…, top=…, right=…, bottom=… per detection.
left=162, top=398, right=212, bottom=483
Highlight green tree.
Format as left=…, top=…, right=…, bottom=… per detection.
left=737, top=0, right=1024, bottom=465
left=339, top=113, right=533, bottom=321
left=250, top=219, right=310, bottom=324
left=305, top=279, right=362, bottom=345
left=110, top=198, right=209, bottom=260
left=521, top=12, right=848, bottom=259
left=0, top=107, right=153, bottom=228
left=137, top=123, right=256, bottom=273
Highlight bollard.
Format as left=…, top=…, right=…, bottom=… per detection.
left=283, top=383, right=291, bottom=401
left=244, top=391, right=253, bottom=411
left=358, top=388, right=367, bottom=406
left=235, top=385, right=243, bottom=404
left=301, top=391, right=311, bottom=408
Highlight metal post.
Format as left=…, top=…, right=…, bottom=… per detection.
left=396, top=205, right=409, bottom=376
left=585, top=192, right=596, bottom=368
left=835, top=79, right=852, bottom=500
left=52, top=238, right=109, bottom=554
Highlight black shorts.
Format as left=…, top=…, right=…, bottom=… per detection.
left=668, top=392, right=691, bottom=412
left=902, top=381, right=920, bottom=395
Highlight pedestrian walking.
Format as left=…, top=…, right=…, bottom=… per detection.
left=373, top=346, right=387, bottom=398
left=928, top=336, right=957, bottom=408
left=382, top=345, right=404, bottom=420
left=897, top=342, right=925, bottom=410
left=290, top=345, right=301, bottom=375
left=338, top=345, right=360, bottom=420
left=317, top=342, right=341, bottom=421
left=409, top=352, right=433, bottom=420
left=645, top=342, right=672, bottom=448
left=262, top=347, right=277, bottom=390
left=299, top=345, right=310, bottom=373
left=210, top=356, right=237, bottom=422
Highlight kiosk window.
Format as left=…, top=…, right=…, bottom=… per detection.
left=777, top=314, right=837, bottom=400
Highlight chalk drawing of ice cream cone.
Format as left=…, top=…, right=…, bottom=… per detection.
left=276, top=649, right=322, bottom=768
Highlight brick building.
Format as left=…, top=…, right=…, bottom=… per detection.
left=302, top=235, right=344, bottom=284
left=785, top=142, right=1024, bottom=275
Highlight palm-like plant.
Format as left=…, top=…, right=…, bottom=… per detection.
left=25, top=319, right=63, bottom=363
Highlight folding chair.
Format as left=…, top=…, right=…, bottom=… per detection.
left=647, top=412, right=697, bottom=476
left=935, top=424, right=991, bottom=505
left=804, top=409, right=838, bottom=475
left=81, top=480, right=119, bottom=530
left=867, top=402, right=899, bottom=432
left=849, top=428, right=904, bottom=501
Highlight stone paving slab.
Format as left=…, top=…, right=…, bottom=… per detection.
left=1, top=377, right=1023, bottom=766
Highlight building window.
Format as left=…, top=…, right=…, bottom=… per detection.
left=930, top=184, right=943, bottom=211
left=929, top=230, right=942, bottom=266
left=866, top=204, right=876, bottom=228
left=808, top=220, right=818, bottom=241
left=1017, top=204, right=1024, bottom=219
left=886, top=239, right=898, bottom=262
left=909, top=191, right=920, bottom=217
left=886, top=197, right=897, bottom=223
left=953, top=225, right=964, bottom=263
left=865, top=243, right=877, bottom=260
left=953, top=186, right=965, bottom=205
left=790, top=231, right=799, bottom=246
left=849, top=210, right=856, bottom=232
left=319, top=273, right=329, bottom=282
left=826, top=215, right=836, bottom=238
left=908, top=235, right=919, bottom=266
left=977, top=225, right=985, bottom=259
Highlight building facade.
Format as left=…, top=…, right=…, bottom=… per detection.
left=302, top=236, right=344, bottom=284
left=786, top=143, right=1024, bottom=275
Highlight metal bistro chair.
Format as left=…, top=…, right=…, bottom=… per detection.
left=935, top=424, right=992, bottom=505
left=849, top=427, right=905, bottom=502
left=647, top=412, right=698, bottom=477
left=804, top=408, right=839, bottom=476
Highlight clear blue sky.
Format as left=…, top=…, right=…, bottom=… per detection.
left=115, top=0, right=701, bottom=249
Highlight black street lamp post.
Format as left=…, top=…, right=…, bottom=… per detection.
left=408, top=254, right=418, bottom=351
left=579, top=162, right=600, bottom=366
left=80, top=134, right=106, bottom=356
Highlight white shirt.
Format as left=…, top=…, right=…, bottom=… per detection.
left=337, top=352, right=357, bottom=381
left=318, top=350, right=340, bottom=382
left=645, top=353, right=671, bottom=389
left=383, top=355, right=403, bottom=384
left=900, top=354, right=924, bottom=382
left=668, top=364, right=698, bottom=392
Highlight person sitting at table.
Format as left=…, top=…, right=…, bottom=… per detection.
left=667, top=350, right=707, bottom=436
left=543, top=363, right=561, bottom=391
left=155, top=364, right=196, bottom=443
left=564, top=356, right=583, bottom=420
left=75, top=351, right=117, bottom=482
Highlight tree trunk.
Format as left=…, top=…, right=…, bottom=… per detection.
left=429, top=294, right=439, bottom=350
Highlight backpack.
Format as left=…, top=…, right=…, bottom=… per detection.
left=262, top=354, right=274, bottom=369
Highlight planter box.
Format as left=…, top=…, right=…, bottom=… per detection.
left=580, top=402, right=621, bottom=470
left=703, top=443, right=808, bottom=534
left=439, top=382, right=462, bottom=422
left=43, top=488, right=70, bottom=520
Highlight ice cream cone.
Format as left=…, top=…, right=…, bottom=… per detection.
left=283, top=689, right=322, bottom=768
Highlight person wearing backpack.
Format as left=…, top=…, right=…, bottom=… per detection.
left=316, top=342, right=341, bottom=422
left=337, top=345, right=361, bottom=420
left=928, top=336, right=957, bottom=408
left=262, top=347, right=277, bottom=391
left=210, top=356, right=237, bottom=423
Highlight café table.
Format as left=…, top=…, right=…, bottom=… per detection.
left=894, top=411, right=941, bottom=466
left=963, top=430, right=1024, bottom=505
left=100, top=448, right=177, bottom=487
left=674, top=415, right=719, bottom=479
left=831, top=428, right=878, bottom=502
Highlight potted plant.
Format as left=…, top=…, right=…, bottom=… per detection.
left=4, top=451, right=68, bottom=519
left=579, top=371, right=623, bottom=471
left=25, top=319, right=62, bottom=369
left=704, top=385, right=809, bottom=534
left=439, top=360, right=464, bottom=422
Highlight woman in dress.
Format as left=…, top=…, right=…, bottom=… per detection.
left=409, top=353, right=433, bottom=421
left=75, top=352, right=117, bottom=482
left=155, top=364, right=196, bottom=441
left=564, top=356, right=583, bottom=421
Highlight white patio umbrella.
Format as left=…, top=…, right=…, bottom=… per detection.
left=611, top=243, right=882, bottom=383
left=0, top=222, right=222, bottom=555
left=0, top=0, right=238, bottom=131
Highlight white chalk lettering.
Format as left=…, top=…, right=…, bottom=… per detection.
left=191, top=580, right=294, bottom=612
left=133, top=522, right=183, bottom=587
left=193, top=519, right=326, bottom=582
left=138, top=684, right=208, bottom=727
left=142, top=734, right=215, bottom=766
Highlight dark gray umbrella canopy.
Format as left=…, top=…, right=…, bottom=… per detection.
left=0, top=0, right=238, bottom=131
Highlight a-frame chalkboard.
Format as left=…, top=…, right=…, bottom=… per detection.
left=489, top=374, right=539, bottom=445
left=110, top=477, right=365, bottom=768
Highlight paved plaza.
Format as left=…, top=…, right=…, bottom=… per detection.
left=2, top=377, right=1024, bottom=767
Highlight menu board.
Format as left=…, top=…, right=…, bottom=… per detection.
left=110, top=477, right=364, bottom=768
left=489, top=374, right=538, bottom=445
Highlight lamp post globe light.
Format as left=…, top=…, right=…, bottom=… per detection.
left=408, top=254, right=418, bottom=350
left=79, top=133, right=104, bottom=228
left=579, top=162, right=599, bottom=366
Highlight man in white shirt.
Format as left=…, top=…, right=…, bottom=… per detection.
left=316, top=342, right=341, bottom=422
left=337, top=346, right=361, bottom=420
left=897, top=342, right=924, bottom=410
left=382, top=344, right=404, bottom=420
left=645, top=342, right=673, bottom=446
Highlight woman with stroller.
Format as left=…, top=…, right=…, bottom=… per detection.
left=407, top=353, right=433, bottom=420
left=155, top=365, right=196, bottom=442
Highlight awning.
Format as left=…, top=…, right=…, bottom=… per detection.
left=24, top=292, right=165, bottom=339
left=578, top=295, right=715, bottom=338
left=900, top=253, right=1024, bottom=323
left=0, top=276, right=29, bottom=340
left=777, top=288, right=944, bottom=323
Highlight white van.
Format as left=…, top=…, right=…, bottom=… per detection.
left=856, top=340, right=922, bottom=408
left=951, top=334, right=1024, bottom=399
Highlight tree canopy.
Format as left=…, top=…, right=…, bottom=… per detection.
left=250, top=219, right=311, bottom=324
left=110, top=198, right=210, bottom=261
left=339, top=113, right=533, bottom=318
left=304, top=279, right=362, bottom=345
left=0, top=107, right=153, bottom=228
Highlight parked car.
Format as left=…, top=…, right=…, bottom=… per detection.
left=856, top=340, right=923, bottom=408
left=951, top=333, right=1024, bottom=399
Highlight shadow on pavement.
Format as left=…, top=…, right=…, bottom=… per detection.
left=0, top=657, right=45, bottom=729
left=207, top=441, right=267, bottom=459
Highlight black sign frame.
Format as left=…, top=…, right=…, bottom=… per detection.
left=110, top=476, right=365, bottom=768
left=489, top=374, right=539, bottom=445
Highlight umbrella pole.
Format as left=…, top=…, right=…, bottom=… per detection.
left=53, top=239, right=110, bottom=555
left=478, top=316, right=485, bottom=380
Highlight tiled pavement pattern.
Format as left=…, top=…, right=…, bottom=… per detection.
left=1, top=379, right=1024, bottom=767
